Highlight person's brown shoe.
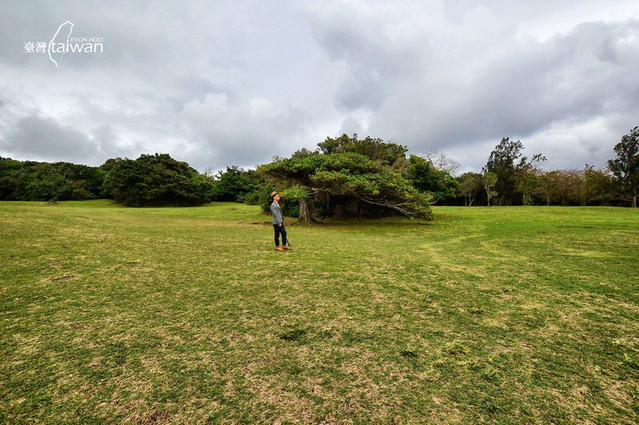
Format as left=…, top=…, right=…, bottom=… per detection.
left=276, top=246, right=285, bottom=251
left=283, top=245, right=292, bottom=250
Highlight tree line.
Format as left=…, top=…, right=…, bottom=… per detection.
left=0, top=154, right=213, bottom=207
left=456, top=133, right=636, bottom=208
left=0, top=126, right=637, bottom=219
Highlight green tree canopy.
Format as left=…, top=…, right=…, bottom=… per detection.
left=0, top=157, right=104, bottom=201
left=484, top=137, right=545, bottom=205
left=408, top=155, right=459, bottom=204
left=457, top=172, right=482, bottom=206
left=209, top=166, right=259, bottom=202
left=482, top=171, right=498, bottom=206
left=317, top=133, right=408, bottom=166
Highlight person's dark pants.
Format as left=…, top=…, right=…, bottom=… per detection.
left=273, top=223, right=287, bottom=247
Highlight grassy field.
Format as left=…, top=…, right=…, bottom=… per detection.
left=1, top=200, right=638, bottom=423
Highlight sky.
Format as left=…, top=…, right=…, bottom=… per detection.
left=1, top=0, right=638, bottom=174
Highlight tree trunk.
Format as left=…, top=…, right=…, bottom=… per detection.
left=633, top=187, right=637, bottom=208
left=294, top=199, right=315, bottom=224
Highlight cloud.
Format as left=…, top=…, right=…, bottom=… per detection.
left=303, top=1, right=639, bottom=170
left=180, top=92, right=312, bottom=170
left=0, top=0, right=638, bottom=173
left=0, top=114, right=99, bottom=162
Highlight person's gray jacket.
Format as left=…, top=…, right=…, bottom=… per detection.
left=270, top=201, right=284, bottom=225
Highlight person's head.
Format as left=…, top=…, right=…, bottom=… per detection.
left=271, top=191, right=280, bottom=202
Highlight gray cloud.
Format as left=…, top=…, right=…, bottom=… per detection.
left=0, top=0, right=638, bottom=173
left=0, top=114, right=98, bottom=162
left=306, top=3, right=639, bottom=170
left=179, top=92, right=312, bottom=169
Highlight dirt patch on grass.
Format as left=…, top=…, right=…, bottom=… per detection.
left=48, top=273, right=79, bottom=282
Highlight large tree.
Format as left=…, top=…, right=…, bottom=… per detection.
left=260, top=152, right=433, bottom=222
left=608, top=126, right=639, bottom=207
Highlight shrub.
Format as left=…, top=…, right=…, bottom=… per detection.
left=101, top=154, right=214, bottom=206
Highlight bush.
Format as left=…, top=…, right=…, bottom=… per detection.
left=210, top=166, right=260, bottom=202
left=101, top=154, right=214, bottom=206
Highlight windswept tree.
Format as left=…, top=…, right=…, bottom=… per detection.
left=280, top=186, right=313, bottom=223
left=260, top=151, right=433, bottom=222
left=608, top=126, right=639, bottom=207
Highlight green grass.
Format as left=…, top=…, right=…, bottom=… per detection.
left=1, top=200, right=638, bottom=423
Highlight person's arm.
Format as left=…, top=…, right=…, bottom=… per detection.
left=276, top=205, right=283, bottom=225
left=270, top=202, right=283, bottom=225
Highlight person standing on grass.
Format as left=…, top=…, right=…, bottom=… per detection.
left=270, top=191, right=291, bottom=251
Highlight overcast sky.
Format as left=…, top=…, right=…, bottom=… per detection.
left=1, top=0, right=638, bottom=174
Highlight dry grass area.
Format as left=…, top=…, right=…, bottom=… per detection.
left=1, top=200, right=638, bottom=423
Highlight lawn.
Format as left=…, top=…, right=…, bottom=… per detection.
left=1, top=200, right=638, bottom=423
